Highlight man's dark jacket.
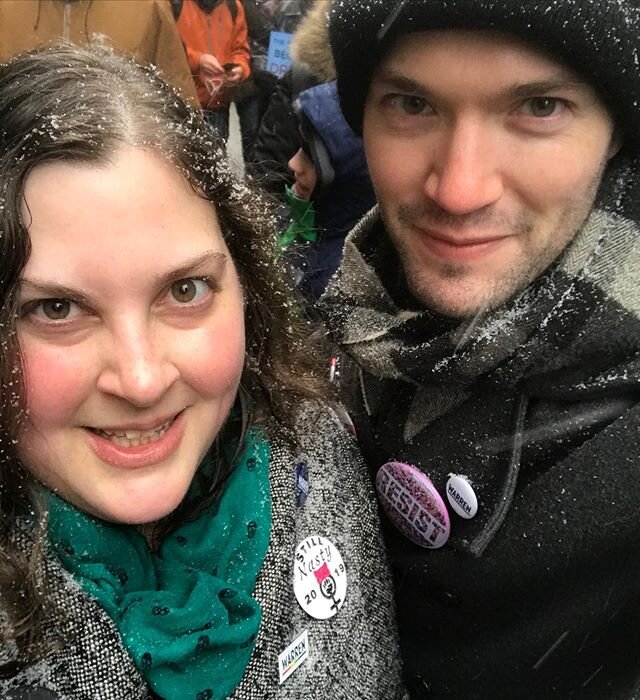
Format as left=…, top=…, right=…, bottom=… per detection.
left=321, top=155, right=640, bottom=699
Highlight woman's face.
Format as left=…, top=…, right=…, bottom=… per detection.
left=16, top=147, right=246, bottom=524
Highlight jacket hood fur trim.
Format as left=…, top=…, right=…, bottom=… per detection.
left=290, top=0, right=335, bottom=83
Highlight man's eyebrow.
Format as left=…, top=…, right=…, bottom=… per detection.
left=371, top=71, right=429, bottom=96
left=372, top=70, right=591, bottom=101
left=502, top=76, right=591, bottom=101
left=20, top=251, right=228, bottom=300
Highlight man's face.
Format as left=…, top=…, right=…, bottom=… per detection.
left=363, top=30, right=618, bottom=319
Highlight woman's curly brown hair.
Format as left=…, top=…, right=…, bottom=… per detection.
left=0, top=41, right=329, bottom=662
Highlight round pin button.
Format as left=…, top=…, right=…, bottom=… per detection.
left=375, top=462, right=450, bottom=549
left=293, top=535, right=347, bottom=620
left=446, top=474, right=478, bottom=519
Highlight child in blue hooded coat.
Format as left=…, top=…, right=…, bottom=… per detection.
left=280, top=81, right=376, bottom=300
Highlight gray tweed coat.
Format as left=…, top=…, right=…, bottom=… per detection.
left=0, top=403, right=405, bottom=700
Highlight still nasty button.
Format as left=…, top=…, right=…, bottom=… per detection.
left=376, top=462, right=450, bottom=549
left=446, top=474, right=478, bottom=519
left=293, top=536, right=347, bottom=620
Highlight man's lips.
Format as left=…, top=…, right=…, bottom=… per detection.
left=412, top=226, right=510, bottom=262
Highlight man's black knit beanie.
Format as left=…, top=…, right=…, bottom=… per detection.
left=329, top=0, right=640, bottom=152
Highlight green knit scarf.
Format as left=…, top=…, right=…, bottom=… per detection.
left=47, top=430, right=271, bottom=700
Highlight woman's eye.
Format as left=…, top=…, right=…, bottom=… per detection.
left=169, top=278, right=210, bottom=304
left=32, top=299, right=78, bottom=321
left=388, top=94, right=431, bottom=116
left=522, top=97, right=566, bottom=118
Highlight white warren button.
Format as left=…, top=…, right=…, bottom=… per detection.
left=446, top=474, right=478, bottom=519
left=293, top=535, right=347, bottom=620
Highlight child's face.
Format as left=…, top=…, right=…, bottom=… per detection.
left=17, top=147, right=246, bottom=525
left=288, top=148, right=317, bottom=200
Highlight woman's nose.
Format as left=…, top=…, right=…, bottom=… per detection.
left=96, top=321, right=180, bottom=407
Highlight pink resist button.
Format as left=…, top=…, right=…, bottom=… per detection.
left=376, top=461, right=450, bottom=549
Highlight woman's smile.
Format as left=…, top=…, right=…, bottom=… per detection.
left=86, top=411, right=180, bottom=446
left=84, top=410, right=186, bottom=469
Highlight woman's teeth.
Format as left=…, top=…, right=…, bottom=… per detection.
left=92, top=417, right=174, bottom=447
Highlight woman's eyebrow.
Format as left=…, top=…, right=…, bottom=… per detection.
left=20, top=251, right=228, bottom=300
left=158, top=251, right=228, bottom=285
left=19, top=280, right=91, bottom=303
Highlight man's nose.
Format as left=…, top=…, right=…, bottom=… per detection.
left=424, top=119, right=504, bottom=215
left=96, top=320, right=180, bottom=408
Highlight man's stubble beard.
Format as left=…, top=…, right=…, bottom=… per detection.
left=377, top=170, right=606, bottom=320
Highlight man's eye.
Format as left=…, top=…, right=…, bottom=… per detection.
left=169, top=278, right=210, bottom=304
left=32, top=299, right=77, bottom=321
left=522, top=97, right=566, bottom=118
left=388, top=94, right=431, bottom=116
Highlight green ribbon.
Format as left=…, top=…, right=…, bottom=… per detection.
left=47, top=430, right=271, bottom=700
left=278, top=185, right=317, bottom=248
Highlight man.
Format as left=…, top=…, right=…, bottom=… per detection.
left=321, top=1, right=640, bottom=698
left=173, top=0, right=251, bottom=139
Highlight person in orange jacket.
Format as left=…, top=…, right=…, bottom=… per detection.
left=173, top=0, right=251, bottom=140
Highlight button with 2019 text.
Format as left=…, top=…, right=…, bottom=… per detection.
left=293, top=535, right=347, bottom=619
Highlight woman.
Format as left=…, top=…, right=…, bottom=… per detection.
left=0, top=44, right=403, bottom=699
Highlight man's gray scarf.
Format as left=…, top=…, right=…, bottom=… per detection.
left=322, top=204, right=640, bottom=436
left=321, top=173, right=640, bottom=555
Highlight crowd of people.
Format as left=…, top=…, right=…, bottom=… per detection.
left=0, top=1, right=638, bottom=699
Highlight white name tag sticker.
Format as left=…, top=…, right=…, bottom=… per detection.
left=278, top=629, right=309, bottom=684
